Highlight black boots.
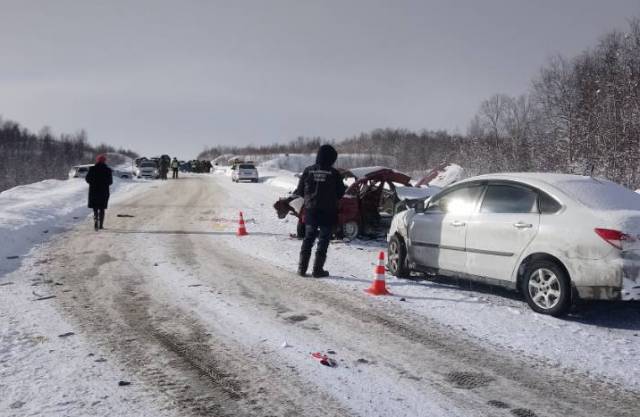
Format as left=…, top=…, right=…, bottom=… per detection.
left=298, top=252, right=311, bottom=277
left=312, top=255, right=329, bottom=278
left=93, top=209, right=105, bottom=231
left=298, top=253, right=329, bottom=278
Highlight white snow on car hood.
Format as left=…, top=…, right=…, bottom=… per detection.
left=395, top=186, right=437, bottom=201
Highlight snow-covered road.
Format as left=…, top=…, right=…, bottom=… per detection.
left=1, top=174, right=639, bottom=417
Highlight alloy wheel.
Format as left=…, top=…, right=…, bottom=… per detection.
left=528, top=268, right=562, bottom=310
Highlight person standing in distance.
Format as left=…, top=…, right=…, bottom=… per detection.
left=293, top=145, right=346, bottom=277
left=171, top=157, right=180, bottom=179
left=86, top=154, right=113, bottom=231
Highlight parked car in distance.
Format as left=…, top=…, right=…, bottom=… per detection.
left=387, top=173, right=640, bottom=316
left=232, top=163, right=259, bottom=183
left=113, top=169, right=132, bottom=179
left=68, top=164, right=93, bottom=179
left=70, top=164, right=132, bottom=180
left=135, top=160, right=159, bottom=179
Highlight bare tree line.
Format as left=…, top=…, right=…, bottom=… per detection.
left=466, top=17, right=640, bottom=187
left=201, top=18, right=640, bottom=188
left=0, top=118, right=137, bottom=192
left=199, top=136, right=326, bottom=161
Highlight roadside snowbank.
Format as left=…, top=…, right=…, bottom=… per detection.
left=259, top=169, right=300, bottom=192
left=0, top=176, right=155, bottom=277
left=255, top=153, right=397, bottom=172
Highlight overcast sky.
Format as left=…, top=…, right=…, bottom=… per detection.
left=1, top=0, right=638, bottom=158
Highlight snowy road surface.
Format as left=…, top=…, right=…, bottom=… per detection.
left=2, top=174, right=640, bottom=417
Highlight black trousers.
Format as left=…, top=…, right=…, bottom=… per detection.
left=93, top=208, right=105, bottom=225
left=300, top=224, right=332, bottom=258
left=172, top=169, right=178, bottom=179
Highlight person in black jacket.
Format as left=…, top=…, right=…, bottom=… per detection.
left=293, top=145, right=346, bottom=277
left=86, top=154, right=113, bottom=231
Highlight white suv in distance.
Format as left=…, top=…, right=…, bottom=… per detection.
left=387, top=173, right=640, bottom=316
left=135, top=161, right=159, bottom=179
left=232, top=163, right=259, bottom=183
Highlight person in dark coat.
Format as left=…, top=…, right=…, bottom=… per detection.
left=292, top=145, right=346, bottom=277
left=159, top=158, right=169, bottom=180
left=86, top=154, right=113, bottom=231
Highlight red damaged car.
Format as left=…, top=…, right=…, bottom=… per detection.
left=274, top=166, right=437, bottom=239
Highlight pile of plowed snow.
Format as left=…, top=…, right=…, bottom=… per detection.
left=238, top=153, right=397, bottom=173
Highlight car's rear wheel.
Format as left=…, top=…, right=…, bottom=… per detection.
left=388, top=235, right=410, bottom=278
left=341, top=221, right=359, bottom=240
left=523, top=260, right=571, bottom=316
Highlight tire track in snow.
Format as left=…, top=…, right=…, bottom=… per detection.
left=38, top=175, right=351, bottom=417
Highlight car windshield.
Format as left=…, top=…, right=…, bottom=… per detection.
left=239, top=164, right=255, bottom=169
left=77, top=167, right=88, bottom=172
left=141, top=162, right=156, bottom=168
left=556, top=178, right=640, bottom=210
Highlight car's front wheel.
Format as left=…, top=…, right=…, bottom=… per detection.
left=388, top=235, right=410, bottom=278
left=341, top=221, right=359, bottom=240
left=523, top=260, right=571, bottom=316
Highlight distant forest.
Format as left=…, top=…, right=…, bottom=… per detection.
left=0, top=119, right=137, bottom=192
left=200, top=18, right=640, bottom=189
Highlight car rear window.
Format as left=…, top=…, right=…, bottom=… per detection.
left=538, top=192, right=562, bottom=214
left=239, top=164, right=255, bottom=169
left=556, top=178, right=640, bottom=211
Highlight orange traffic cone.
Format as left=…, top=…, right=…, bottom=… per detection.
left=366, top=251, right=391, bottom=295
left=237, top=211, right=248, bottom=236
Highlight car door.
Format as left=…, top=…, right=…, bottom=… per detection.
left=408, top=183, right=485, bottom=273
left=465, top=182, right=540, bottom=283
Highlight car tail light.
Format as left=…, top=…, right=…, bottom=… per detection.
left=595, top=228, right=635, bottom=250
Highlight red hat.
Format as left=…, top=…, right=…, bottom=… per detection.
left=96, top=154, right=107, bottom=163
